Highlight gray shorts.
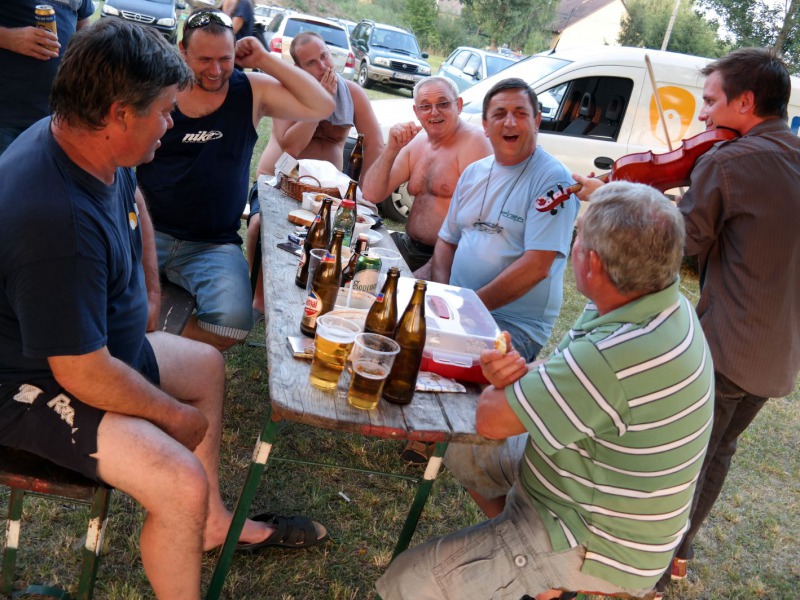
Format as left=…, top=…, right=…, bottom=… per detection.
left=376, top=438, right=654, bottom=599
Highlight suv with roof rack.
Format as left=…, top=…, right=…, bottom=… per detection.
left=350, top=20, right=431, bottom=92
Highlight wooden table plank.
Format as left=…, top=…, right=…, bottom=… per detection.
left=258, top=177, right=493, bottom=446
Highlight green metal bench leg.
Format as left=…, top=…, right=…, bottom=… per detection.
left=206, top=409, right=279, bottom=600
left=1, top=488, right=24, bottom=596
left=74, top=485, right=110, bottom=600
left=391, top=441, right=448, bottom=560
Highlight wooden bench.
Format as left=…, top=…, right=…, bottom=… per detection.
left=157, top=279, right=195, bottom=335
left=0, top=281, right=195, bottom=599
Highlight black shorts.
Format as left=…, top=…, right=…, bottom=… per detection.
left=0, top=339, right=160, bottom=484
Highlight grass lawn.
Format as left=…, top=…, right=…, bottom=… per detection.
left=2, top=258, right=798, bottom=599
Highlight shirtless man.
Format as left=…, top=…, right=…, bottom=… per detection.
left=361, top=76, right=492, bottom=274
left=248, top=31, right=383, bottom=315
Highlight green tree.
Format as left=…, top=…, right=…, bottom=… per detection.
left=405, top=0, right=439, bottom=49
left=619, top=0, right=725, bottom=57
left=460, top=0, right=557, bottom=53
left=699, top=0, right=800, bottom=72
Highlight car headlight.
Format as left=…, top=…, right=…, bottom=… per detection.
left=157, top=17, right=176, bottom=27
left=374, top=57, right=391, bottom=67
left=419, top=66, right=431, bottom=75
left=102, top=4, right=120, bottom=15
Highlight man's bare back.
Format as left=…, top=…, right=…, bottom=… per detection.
left=258, top=118, right=349, bottom=175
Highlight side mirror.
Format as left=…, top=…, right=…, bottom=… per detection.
left=463, top=65, right=477, bottom=78
left=176, top=0, right=186, bottom=8
left=421, top=52, right=429, bottom=59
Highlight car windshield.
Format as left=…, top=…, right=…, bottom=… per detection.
left=374, top=28, right=419, bottom=56
left=485, top=55, right=516, bottom=77
left=460, top=54, right=571, bottom=115
left=284, top=19, right=348, bottom=48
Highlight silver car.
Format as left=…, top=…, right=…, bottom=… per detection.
left=263, top=12, right=355, bottom=80
left=437, top=47, right=518, bottom=93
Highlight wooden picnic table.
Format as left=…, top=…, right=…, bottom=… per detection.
left=206, top=177, right=496, bottom=599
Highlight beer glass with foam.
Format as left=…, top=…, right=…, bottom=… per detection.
left=309, top=314, right=361, bottom=391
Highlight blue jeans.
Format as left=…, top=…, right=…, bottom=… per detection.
left=494, top=317, right=543, bottom=363
left=155, top=231, right=253, bottom=340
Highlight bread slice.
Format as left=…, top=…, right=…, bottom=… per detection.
left=288, top=208, right=315, bottom=227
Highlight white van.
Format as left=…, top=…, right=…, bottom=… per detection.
left=366, top=45, right=800, bottom=221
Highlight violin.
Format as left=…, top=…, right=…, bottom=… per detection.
left=534, top=127, right=739, bottom=213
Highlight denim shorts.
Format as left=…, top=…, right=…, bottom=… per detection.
left=376, top=438, right=654, bottom=599
left=155, top=231, right=253, bottom=340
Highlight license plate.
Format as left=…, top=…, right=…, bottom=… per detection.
left=394, top=72, right=415, bottom=82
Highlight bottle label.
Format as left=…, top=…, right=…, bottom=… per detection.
left=374, top=293, right=385, bottom=303
left=302, top=290, right=323, bottom=327
left=295, top=251, right=307, bottom=277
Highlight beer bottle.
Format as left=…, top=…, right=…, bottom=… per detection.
left=345, top=134, right=364, bottom=182
left=299, top=229, right=343, bottom=337
left=332, top=199, right=356, bottom=247
left=327, top=228, right=345, bottom=284
left=341, top=233, right=369, bottom=287
left=295, top=196, right=333, bottom=288
left=364, top=267, right=400, bottom=338
left=383, top=280, right=427, bottom=405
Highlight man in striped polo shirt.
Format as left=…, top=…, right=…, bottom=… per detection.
left=377, top=182, right=714, bottom=600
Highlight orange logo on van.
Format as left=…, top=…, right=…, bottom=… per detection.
left=649, top=86, right=696, bottom=144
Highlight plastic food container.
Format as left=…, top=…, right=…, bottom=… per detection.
left=396, top=278, right=499, bottom=384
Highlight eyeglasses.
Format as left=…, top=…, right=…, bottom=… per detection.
left=185, top=10, right=233, bottom=30
left=415, top=100, right=453, bottom=114
left=472, top=221, right=504, bottom=234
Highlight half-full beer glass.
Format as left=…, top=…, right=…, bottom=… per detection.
left=347, top=333, right=400, bottom=410
left=309, top=314, right=361, bottom=391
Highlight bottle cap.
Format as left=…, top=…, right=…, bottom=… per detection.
left=341, top=199, right=356, bottom=209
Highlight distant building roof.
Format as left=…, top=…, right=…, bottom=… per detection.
left=551, top=0, right=620, bottom=33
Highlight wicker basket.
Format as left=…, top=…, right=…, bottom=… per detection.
left=278, top=174, right=341, bottom=201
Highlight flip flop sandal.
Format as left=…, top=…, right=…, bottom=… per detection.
left=400, top=440, right=432, bottom=464
left=236, top=513, right=328, bottom=552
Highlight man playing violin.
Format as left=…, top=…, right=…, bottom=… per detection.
left=576, top=47, right=800, bottom=592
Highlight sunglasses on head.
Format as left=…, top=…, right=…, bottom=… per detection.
left=185, top=10, right=233, bottom=30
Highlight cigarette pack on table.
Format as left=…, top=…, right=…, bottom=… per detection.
left=396, top=278, right=500, bottom=384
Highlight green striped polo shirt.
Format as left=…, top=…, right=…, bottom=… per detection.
left=507, top=280, right=714, bottom=590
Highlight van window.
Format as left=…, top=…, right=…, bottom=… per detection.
left=284, top=19, right=348, bottom=49
left=542, top=76, right=633, bottom=141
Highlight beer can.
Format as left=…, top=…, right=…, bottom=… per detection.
left=35, top=5, right=57, bottom=35
left=350, top=251, right=381, bottom=295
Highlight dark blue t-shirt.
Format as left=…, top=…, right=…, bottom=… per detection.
left=232, top=0, right=254, bottom=40
left=0, top=119, right=149, bottom=393
left=0, top=0, right=95, bottom=129
left=137, top=69, right=258, bottom=244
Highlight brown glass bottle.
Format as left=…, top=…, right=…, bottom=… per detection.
left=295, top=197, right=332, bottom=288
left=341, top=233, right=369, bottom=287
left=327, top=228, right=345, bottom=283
left=299, top=227, right=343, bottom=337
left=364, top=267, right=400, bottom=338
left=345, top=134, right=364, bottom=182
left=382, top=280, right=427, bottom=405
